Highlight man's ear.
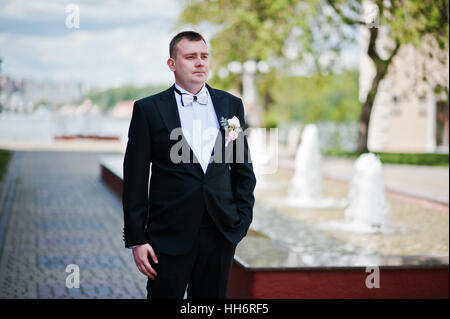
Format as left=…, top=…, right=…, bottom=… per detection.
left=167, top=58, right=176, bottom=72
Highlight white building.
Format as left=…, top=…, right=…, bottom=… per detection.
left=360, top=24, right=449, bottom=153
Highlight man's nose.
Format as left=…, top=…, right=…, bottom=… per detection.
left=195, top=58, right=205, bottom=66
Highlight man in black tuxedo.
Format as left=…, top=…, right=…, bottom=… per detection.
left=122, top=31, right=256, bottom=299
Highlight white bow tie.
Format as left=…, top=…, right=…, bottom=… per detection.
left=174, top=86, right=208, bottom=106
left=181, top=93, right=208, bottom=106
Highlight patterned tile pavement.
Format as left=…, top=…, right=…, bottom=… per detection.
left=0, top=151, right=146, bottom=298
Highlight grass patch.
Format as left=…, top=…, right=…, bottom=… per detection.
left=247, top=229, right=271, bottom=239
left=0, top=149, right=12, bottom=182
left=323, top=150, right=449, bottom=167
left=324, top=149, right=449, bottom=167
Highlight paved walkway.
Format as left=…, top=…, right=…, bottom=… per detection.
left=0, top=149, right=447, bottom=298
left=279, top=156, right=449, bottom=205
left=0, top=151, right=146, bottom=298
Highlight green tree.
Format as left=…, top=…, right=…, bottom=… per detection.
left=180, top=0, right=449, bottom=152
left=85, top=85, right=167, bottom=112
left=262, top=71, right=360, bottom=127
left=180, top=0, right=313, bottom=113
left=326, top=0, right=448, bottom=152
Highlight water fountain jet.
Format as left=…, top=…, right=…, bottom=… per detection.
left=285, top=124, right=347, bottom=208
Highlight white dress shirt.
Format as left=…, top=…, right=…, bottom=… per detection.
left=174, top=83, right=220, bottom=174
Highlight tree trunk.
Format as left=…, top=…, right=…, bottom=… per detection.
left=263, top=91, right=272, bottom=112
left=356, top=27, right=400, bottom=153
left=356, top=70, right=384, bottom=153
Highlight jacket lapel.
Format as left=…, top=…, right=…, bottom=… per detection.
left=206, top=83, right=228, bottom=127
left=156, top=85, right=203, bottom=174
left=205, top=83, right=231, bottom=174
left=157, top=85, right=180, bottom=133
left=156, top=84, right=230, bottom=175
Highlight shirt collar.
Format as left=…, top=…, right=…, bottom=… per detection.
left=174, top=83, right=208, bottom=97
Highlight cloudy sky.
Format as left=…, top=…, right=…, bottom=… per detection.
left=0, top=0, right=360, bottom=89
left=0, top=0, right=189, bottom=88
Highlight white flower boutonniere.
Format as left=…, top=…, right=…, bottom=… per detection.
left=220, top=115, right=242, bottom=147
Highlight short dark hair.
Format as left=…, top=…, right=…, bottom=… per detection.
left=169, top=31, right=206, bottom=59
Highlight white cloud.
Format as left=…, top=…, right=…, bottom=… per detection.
left=1, top=26, right=175, bottom=86
left=0, top=0, right=183, bottom=87
left=1, top=0, right=180, bottom=22
left=1, top=0, right=63, bottom=20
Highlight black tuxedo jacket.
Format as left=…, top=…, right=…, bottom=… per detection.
left=122, top=83, right=256, bottom=255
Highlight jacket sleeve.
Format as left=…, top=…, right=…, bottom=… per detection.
left=122, top=101, right=151, bottom=248
left=229, top=98, right=257, bottom=237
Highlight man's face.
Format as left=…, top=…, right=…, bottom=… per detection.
left=168, top=38, right=209, bottom=91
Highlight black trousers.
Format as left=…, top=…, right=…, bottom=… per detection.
left=146, top=209, right=236, bottom=299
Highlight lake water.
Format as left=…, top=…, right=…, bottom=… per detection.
left=0, top=112, right=130, bottom=143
